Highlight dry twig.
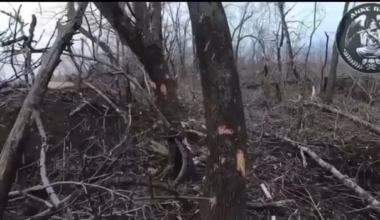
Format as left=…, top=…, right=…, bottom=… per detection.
left=82, top=81, right=129, bottom=126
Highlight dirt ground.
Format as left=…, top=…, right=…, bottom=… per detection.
left=1, top=83, right=380, bottom=219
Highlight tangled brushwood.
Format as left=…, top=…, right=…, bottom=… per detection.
left=2, top=1, right=380, bottom=220
left=0, top=87, right=206, bottom=219
left=0, top=83, right=379, bottom=219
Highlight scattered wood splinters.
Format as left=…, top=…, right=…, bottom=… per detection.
left=236, top=149, right=246, bottom=177
left=160, top=84, right=167, bottom=96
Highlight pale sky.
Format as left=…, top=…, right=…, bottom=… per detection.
left=0, top=2, right=351, bottom=80
left=291, top=2, right=345, bottom=38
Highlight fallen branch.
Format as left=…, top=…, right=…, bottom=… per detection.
left=33, top=110, right=61, bottom=208
left=272, top=133, right=380, bottom=213
left=26, top=208, right=51, bottom=220
left=69, top=101, right=88, bottom=116
left=10, top=180, right=131, bottom=200
left=20, top=190, right=53, bottom=208
left=304, top=101, right=380, bottom=135
left=10, top=174, right=294, bottom=210
left=83, top=81, right=130, bottom=126
left=260, top=183, right=272, bottom=200
left=247, top=199, right=295, bottom=209
left=260, top=183, right=276, bottom=220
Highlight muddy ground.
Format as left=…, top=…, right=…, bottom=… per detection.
left=0, top=84, right=380, bottom=219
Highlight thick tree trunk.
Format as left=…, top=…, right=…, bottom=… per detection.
left=188, top=2, right=247, bottom=220
left=0, top=3, right=88, bottom=218
left=94, top=2, right=196, bottom=182
left=323, top=2, right=350, bottom=103
left=94, top=2, right=179, bottom=124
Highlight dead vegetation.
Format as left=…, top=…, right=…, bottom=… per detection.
left=0, top=2, right=380, bottom=220
left=4, top=78, right=380, bottom=219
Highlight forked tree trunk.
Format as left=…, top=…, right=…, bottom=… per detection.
left=94, top=2, right=196, bottom=182
left=323, top=2, right=350, bottom=103
left=0, top=3, right=88, bottom=218
left=188, top=2, right=247, bottom=220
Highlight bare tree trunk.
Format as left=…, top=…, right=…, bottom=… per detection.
left=188, top=2, right=247, bottom=220
left=94, top=2, right=196, bottom=182
left=323, top=2, right=350, bottom=103
left=275, top=21, right=285, bottom=101
left=192, top=35, right=199, bottom=73
left=0, top=3, right=88, bottom=218
left=179, top=19, right=189, bottom=78
left=231, top=3, right=252, bottom=67
left=167, top=3, right=190, bottom=78
left=277, top=2, right=299, bottom=80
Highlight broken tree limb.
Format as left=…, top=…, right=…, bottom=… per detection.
left=34, top=109, right=76, bottom=219
left=82, top=81, right=129, bottom=126
left=33, top=110, right=61, bottom=208
left=0, top=3, right=88, bottom=218
left=260, top=183, right=273, bottom=200
left=304, top=101, right=380, bottom=135
left=247, top=199, right=295, bottom=209
left=260, top=183, right=276, bottom=220
left=271, top=133, right=380, bottom=213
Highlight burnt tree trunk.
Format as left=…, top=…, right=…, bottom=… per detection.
left=0, top=3, right=88, bottom=218
left=94, top=2, right=196, bottom=183
left=188, top=2, right=247, bottom=220
left=323, top=2, right=350, bottom=103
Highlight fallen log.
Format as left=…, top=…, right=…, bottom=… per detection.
left=271, top=133, right=380, bottom=213
left=304, top=101, right=380, bottom=135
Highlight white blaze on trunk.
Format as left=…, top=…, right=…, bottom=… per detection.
left=160, top=84, right=167, bottom=96
left=236, top=149, right=246, bottom=177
